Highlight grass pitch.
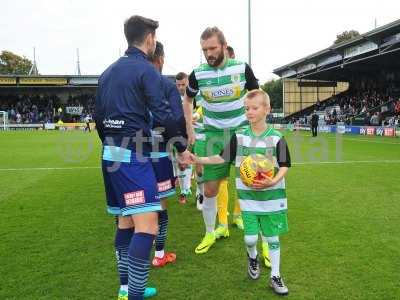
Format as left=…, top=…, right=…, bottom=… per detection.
left=0, top=130, right=399, bottom=299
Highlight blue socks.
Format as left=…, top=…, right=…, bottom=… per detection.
left=115, top=228, right=134, bottom=286
left=155, top=210, right=168, bottom=254
left=128, top=232, right=156, bottom=300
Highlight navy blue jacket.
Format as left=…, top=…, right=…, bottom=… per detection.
left=151, top=75, right=187, bottom=152
left=95, top=47, right=186, bottom=153
left=153, top=75, right=185, bottom=130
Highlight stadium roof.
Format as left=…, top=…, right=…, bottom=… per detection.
left=273, top=18, right=400, bottom=81
left=0, top=75, right=99, bottom=88
left=0, top=74, right=176, bottom=88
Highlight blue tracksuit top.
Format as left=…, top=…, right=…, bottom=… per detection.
left=151, top=75, right=186, bottom=152
left=95, top=47, right=186, bottom=153
left=153, top=75, right=185, bottom=127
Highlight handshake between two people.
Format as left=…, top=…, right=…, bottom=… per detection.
left=176, top=150, right=225, bottom=171
left=175, top=150, right=288, bottom=190
left=176, top=150, right=200, bottom=170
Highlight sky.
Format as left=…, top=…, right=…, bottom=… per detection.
left=1, top=0, right=399, bottom=83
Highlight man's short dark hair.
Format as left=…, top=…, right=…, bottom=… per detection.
left=124, top=15, right=159, bottom=46
left=200, top=27, right=226, bottom=45
left=148, top=41, right=164, bottom=62
left=227, top=46, right=234, bottom=56
left=175, top=72, right=188, bottom=81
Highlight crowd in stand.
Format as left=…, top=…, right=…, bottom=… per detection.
left=1, top=86, right=400, bottom=127
left=314, top=87, right=400, bottom=126
left=0, top=93, right=95, bottom=123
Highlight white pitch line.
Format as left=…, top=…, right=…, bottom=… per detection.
left=0, top=166, right=100, bottom=171
left=293, top=160, right=400, bottom=165
left=1, top=160, right=400, bottom=172
left=325, top=136, right=400, bottom=145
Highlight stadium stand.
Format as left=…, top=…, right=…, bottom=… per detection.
left=0, top=74, right=175, bottom=126
left=310, top=85, right=399, bottom=126
left=0, top=75, right=98, bottom=125
left=274, top=18, right=400, bottom=129
left=0, top=93, right=95, bottom=123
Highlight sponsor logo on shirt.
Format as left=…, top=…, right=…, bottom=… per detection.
left=124, top=190, right=145, bottom=206
left=211, top=88, right=234, bottom=98
left=103, top=119, right=125, bottom=129
left=157, top=180, right=172, bottom=192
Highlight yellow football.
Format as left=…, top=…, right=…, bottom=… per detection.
left=239, top=154, right=274, bottom=187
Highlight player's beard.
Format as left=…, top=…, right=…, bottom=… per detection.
left=206, top=49, right=225, bottom=67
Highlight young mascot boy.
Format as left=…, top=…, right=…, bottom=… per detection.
left=195, top=89, right=291, bottom=295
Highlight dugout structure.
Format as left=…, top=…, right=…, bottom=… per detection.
left=274, top=19, right=400, bottom=118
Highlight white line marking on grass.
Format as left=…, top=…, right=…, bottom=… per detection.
left=0, top=166, right=100, bottom=171
left=325, top=136, right=400, bottom=145
left=1, top=160, right=400, bottom=172
left=293, top=160, right=400, bottom=165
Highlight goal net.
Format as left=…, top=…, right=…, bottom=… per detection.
left=0, top=111, right=8, bottom=130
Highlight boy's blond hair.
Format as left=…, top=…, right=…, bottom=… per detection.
left=245, top=89, right=271, bottom=107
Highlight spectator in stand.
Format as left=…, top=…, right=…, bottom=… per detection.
left=16, top=112, right=21, bottom=123
left=364, top=112, right=371, bottom=126
left=316, top=99, right=321, bottom=109
left=370, top=112, right=379, bottom=126
left=0, top=93, right=96, bottom=124
left=395, top=100, right=400, bottom=115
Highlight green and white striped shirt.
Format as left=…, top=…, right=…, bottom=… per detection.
left=186, top=59, right=259, bottom=131
left=193, top=95, right=205, bottom=141
left=220, top=125, right=291, bottom=214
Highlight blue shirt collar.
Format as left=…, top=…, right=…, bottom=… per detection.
left=125, top=47, right=148, bottom=59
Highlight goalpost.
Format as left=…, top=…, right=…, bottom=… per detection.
left=0, top=111, right=8, bottom=130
